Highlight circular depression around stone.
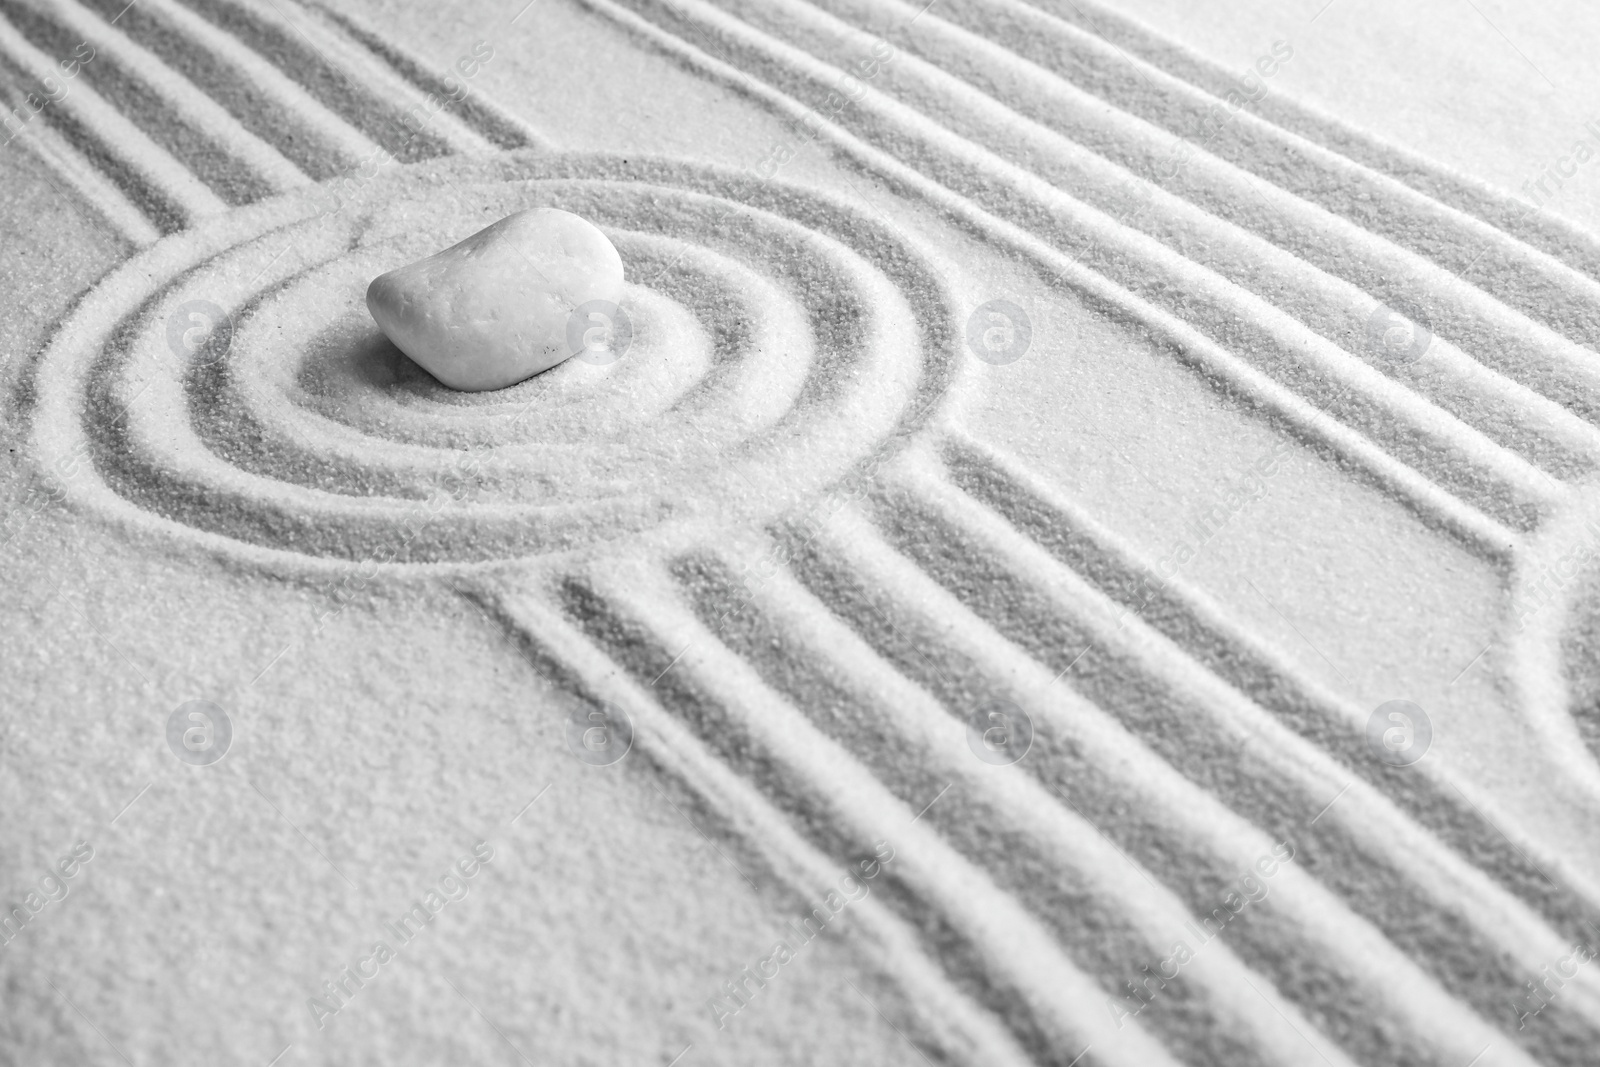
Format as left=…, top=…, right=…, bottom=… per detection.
left=35, top=154, right=956, bottom=565
left=212, top=231, right=809, bottom=500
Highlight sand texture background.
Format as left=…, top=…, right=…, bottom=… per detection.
left=5, top=0, right=1600, bottom=1064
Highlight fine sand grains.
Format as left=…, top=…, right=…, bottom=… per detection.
left=8, top=0, right=1600, bottom=1065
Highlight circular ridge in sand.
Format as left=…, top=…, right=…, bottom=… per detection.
left=30, top=153, right=958, bottom=569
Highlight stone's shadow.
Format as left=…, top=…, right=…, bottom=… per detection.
left=298, top=314, right=471, bottom=403
left=57, top=155, right=948, bottom=564
left=289, top=285, right=698, bottom=437
left=347, top=328, right=437, bottom=390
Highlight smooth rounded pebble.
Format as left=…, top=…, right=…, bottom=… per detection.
left=366, top=207, right=625, bottom=391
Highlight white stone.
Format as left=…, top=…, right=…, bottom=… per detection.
left=366, top=207, right=625, bottom=391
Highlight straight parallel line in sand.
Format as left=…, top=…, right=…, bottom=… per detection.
left=114, top=0, right=381, bottom=172
left=169, top=0, right=452, bottom=164
left=0, top=7, right=225, bottom=228
left=574, top=0, right=1522, bottom=561
left=486, top=584, right=1039, bottom=1067
left=790, top=501, right=1542, bottom=1067
left=765, top=0, right=1600, bottom=448
left=954, top=0, right=1600, bottom=350
left=0, top=105, right=160, bottom=245
left=564, top=559, right=1191, bottom=1067
left=675, top=533, right=1360, bottom=1067
left=254, top=0, right=497, bottom=156
left=12, top=0, right=309, bottom=194
left=874, top=440, right=1600, bottom=1051
left=619, top=0, right=1577, bottom=526
left=938, top=428, right=1600, bottom=938
left=1015, top=0, right=1600, bottom=292
left=300, top=0, right=554, bottom=153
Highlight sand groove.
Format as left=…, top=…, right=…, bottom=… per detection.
left=881, top=0, right=1600, bottom=358
left=0, top=3, right=227, bottom=230
left=938, top=431, right=1600, bottom=942
left=15, top=4, right=1600, bottom=1064
left=2, top=0, right=535, bottom=240
left=562, top=559, right=1193, bottom=1067
left=667, top=542, right=1358, bottom=1067
left=788, top=500, right=1548, bottom=1067
left=167, top=0, right=453, bottom=162
left=596, top=0, right=1600, bottom=536
left=302, top=1, right=550, bottom=152
left=99, top=0, right=385, bottom=175
left=487, top=580, right=1041, bottom=1067
left=31, top=154, right=952, bottom=564
left=1012, top=0, right=1600, bottom=304
left=4, top=0, right=307, bottom=199
left=582, top=0, right=1529, bottom=554
left=217, top=0, right=497, bottom=157
left=872, top=441, right=1600, bottom=1063
left=0, top=104, right=160, bottom=245
left=744, top=0, right=1600, bottom=445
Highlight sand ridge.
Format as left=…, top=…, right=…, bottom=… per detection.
left=5, top=0, right=1600, bottom=1064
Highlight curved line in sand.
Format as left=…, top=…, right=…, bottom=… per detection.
left=1506, top=485, right=1600, bottom=818
left=587, top=0, right=1600, bottom=555
left=23, top=0, right=1578, bottom=553
left=29, top=153, right=958, bottom=571
left=14, top=4, right=1598, bottom=1062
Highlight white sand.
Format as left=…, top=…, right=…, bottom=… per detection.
left=4, top=0, right=1600, bottom=1064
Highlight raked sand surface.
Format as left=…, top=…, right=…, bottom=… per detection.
left=5, top=0, right=1600, bottom=1065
